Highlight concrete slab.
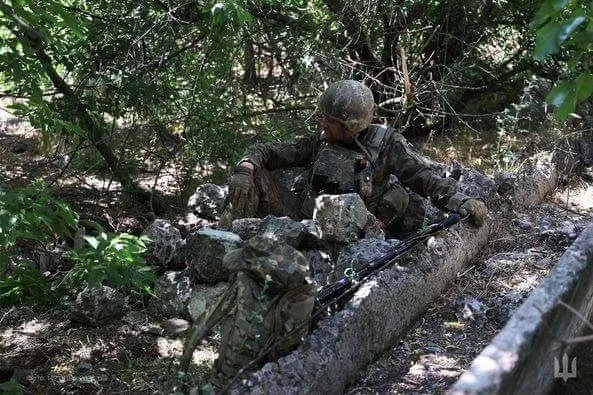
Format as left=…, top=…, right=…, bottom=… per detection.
left=450, top=222, right=593, bottom=394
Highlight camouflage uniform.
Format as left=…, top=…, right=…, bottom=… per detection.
left=182, top=237, right=317, bottom=390
left=227, top=124, right=470, bottom=235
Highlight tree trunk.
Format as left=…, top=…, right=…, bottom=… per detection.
left=5, top=10, right=157, bottom=208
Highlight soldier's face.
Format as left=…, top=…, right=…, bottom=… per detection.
left=321, top=115, right=356, bottom=143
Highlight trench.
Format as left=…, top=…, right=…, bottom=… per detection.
left=228, top=154, right=593, bottom=394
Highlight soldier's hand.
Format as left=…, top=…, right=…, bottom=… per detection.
left=459, top=198, right=488, bottom=227
left=228, top=164, right=255, bottom=215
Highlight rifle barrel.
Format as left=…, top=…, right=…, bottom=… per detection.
left=315, top=214, right=461, bottom=307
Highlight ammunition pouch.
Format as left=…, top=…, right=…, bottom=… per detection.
left=373, top=182, right=410, bottom=227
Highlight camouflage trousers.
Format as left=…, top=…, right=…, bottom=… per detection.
left=201, top=237, right=317, bottom=390
left=212, top=272, right=317, bottom=389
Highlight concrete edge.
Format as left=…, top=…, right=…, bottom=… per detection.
left=230, top=224, right=489, bottom=394
left=450, top=223, right=593, bottom=395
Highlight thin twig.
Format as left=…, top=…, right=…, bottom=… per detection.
left=558, top=300, right=593, bottom=332
left=562, top=334, right=593, bottom=345
left=0, top=307, right=15, bottom=325
left=456, top=265, right=475, bottom=278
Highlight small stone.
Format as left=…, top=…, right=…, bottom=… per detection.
left=177, top=212, right=211, bottom=236
left=257, top=215, right=308, bottom=247
left=185, top=228, right=243, bottom=283
left=314, top=193, right=369, bottom=244
left=305, top=250, right=333, bottom=286
left=187, top=183, right=227, bottom=220
left=70, top=286, right=127, bottom=326
left=363, top=213, right=385, bottom=240
left=76, top=362, right=93, bottom=375
left=512, top=218, right=533, bottom=231
left=143, top=219, right=184, bottom=267
left=149, top=270, right=193, bottom=319
left=452, top=295, right=488, bottom=324
left=161, top=318, right=190, bottom=336
left=230, top=218, right=262, bottom=240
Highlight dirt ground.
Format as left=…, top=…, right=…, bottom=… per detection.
left=1, top=114, right=593, bottom=394
left=347, top=191, right=593, bottom=393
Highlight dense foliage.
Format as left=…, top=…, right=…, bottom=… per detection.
left=4, top=0, right=580, bottom=193
left=532, top=0, right=593, bottom=120
left=0, top=182, right=155, bottom=306
left=1, top=0, right=591, bottom=306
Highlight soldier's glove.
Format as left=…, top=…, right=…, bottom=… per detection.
left=459, top=198, right=488, bottom=227
left=228, top=165, right=255, bottom=216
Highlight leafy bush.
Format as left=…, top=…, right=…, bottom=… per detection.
left=0, top=261, right=52, bottom=306
left=0, top=180, right=78, bottom=305
left=532, top=0, right=593, bottom=120
left=0, top=180, right=78, bottom=264
left=63, top=232, right=155, bottom=296
left=0, top=181, right=156, bottom=306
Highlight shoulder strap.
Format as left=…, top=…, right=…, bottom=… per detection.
left=355, top=124, right=393, bottom=168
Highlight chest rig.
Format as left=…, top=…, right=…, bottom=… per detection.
left=309, top=125, right=391, bottom=199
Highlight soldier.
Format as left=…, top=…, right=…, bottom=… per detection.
left=221, top=80, right=487, bottom=236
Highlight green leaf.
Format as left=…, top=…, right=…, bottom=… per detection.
left=534, top=22, right=562, bottom=60
left=0, top=378, right=23, bottom=394
left=587, top=17, right=593, bottom=33
left=7, top=102, right=29, bottom=114
left=546, top=80, right=579, bottom=120
left=211, top=2, right=224, bottom=15
left=533, top=11, right=586, bottom=60
left=546, top=80, right=573, bottom=106
left=575, top=72, right=593, bottom=101
left=531, top=0, right=569, bottom=28
left=558, top=15, right=586, bottom=42
left=83, top=235, right=99, bottom=249
left=546, top=81, right=577, bottom=121
left=556, top=91, right=576, bottom=120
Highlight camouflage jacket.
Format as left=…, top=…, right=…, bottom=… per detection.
left=240, top=125, right=468, bottom=224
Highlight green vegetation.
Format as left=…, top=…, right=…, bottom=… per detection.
left=0, top=181, right=155, bottom=306
left=0, top=180, right=78, bottom=262
left=532, top=0, right=593, bottom=120
left=0, top=0, right=591, bottom=308
left=63, top=231, right=154, bottom=295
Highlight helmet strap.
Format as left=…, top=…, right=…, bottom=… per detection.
left=354, top=136, right=377, bottom=169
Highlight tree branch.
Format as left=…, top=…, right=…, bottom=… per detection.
left=322, top=0, right=378, bottom=67
left=2, top=6, right=156, bottom=205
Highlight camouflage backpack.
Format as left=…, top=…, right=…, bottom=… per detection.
left=182, top=236, right=317, bottom=390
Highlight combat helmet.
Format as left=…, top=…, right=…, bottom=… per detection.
left=318, top=80, right=374, bottom=133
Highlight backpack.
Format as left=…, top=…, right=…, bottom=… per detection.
left=182, top=236, right=317, bottom=390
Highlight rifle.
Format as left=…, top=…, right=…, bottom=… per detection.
left=215, top=213, right=462, bottom=393
left=315, top=213, right=462, bottom=307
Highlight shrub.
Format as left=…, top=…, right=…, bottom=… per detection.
left=0, top=261, right=52, bottom=306
left=0, top=180, right=78, bottom=262
left=62, top=232, right=156, bottom=296
left=0, top=181, right=157, bottom=306
left=0, top=181, right=78, bottom=306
